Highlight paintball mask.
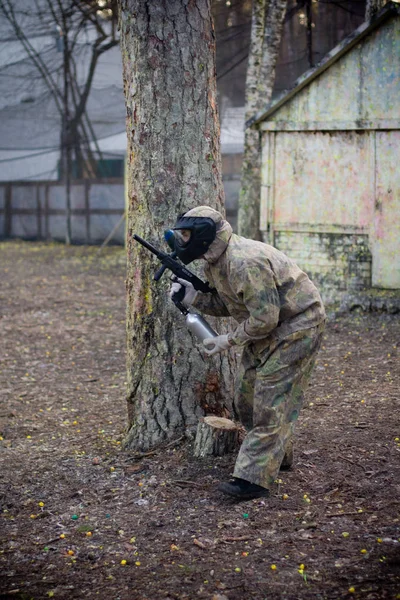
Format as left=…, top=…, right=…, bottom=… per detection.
left=171, top=214, right=217, bottom=264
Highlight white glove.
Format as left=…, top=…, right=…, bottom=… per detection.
left=203, top=334, right=232, bottom=356
left=169, top=278, right=197, bottom=307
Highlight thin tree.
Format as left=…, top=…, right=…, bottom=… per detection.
left=365, top=0, right=386, bottom=19
left=237, top=0, right=287, bottom=240
left=0, top=0, right=119, bottom=243
left=118, top=0, right=235, bottom=451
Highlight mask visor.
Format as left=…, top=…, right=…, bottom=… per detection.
left=173, top=229, right=192, bottom=246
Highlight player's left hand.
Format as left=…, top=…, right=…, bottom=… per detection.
left=203, top=334, right=232, bottom=356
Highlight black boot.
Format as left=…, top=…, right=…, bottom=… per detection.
left=217, top=477, right=269, bottom=499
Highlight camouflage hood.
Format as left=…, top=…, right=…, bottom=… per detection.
left=183, top=206, right=232, bottom=264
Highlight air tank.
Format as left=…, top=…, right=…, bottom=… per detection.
left=185, top=312, right=218, bottom=343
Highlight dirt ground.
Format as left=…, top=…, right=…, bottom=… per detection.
left=0, top=240, right=399, bottom=600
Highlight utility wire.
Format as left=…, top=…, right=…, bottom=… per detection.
left=217, top=50, right=249, bottom=80
left=0, top=147, right=59, bottom=163
left=17, top=163, right=59, bottom=181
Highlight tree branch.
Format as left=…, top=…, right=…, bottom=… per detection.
left=0, top=0, right=63, bottom=112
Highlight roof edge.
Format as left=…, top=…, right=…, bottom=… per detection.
left=246, top=1, right=400, bottom=129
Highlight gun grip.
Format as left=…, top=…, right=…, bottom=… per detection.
left=154, top=264, right=168, bottom=281
left=172, top=285, right=185, bottom=304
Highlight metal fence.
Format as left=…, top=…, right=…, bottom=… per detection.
left=0, top=179, right=126, bottom=245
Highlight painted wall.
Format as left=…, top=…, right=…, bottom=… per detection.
left=259, top=13, right=400, bottom=302
left=274, top=231, right=372, bottom=305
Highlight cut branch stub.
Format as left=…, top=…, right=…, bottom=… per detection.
left=193, top=416, right=240, bottom=458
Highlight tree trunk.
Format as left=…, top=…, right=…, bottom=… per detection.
left=118, top=0, right=235, bottom=451
left=237, top=0, right=287, bottom=240
left=193, top=416, right=240, bottom=458
left=63, top=35, right=72, bottom=246
left=306, top=0, right=313, bottom=68
left=365, top=0, right=385, bottom=20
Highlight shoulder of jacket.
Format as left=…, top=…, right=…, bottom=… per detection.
left=226, top=235, right=275, bottom=262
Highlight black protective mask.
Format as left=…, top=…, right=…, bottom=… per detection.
left=173, top=216, right=217, bottom=264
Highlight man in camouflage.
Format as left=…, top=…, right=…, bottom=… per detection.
left=170, top=206, right=325, bottom=499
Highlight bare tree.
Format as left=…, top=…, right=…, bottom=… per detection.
left=0, top=0, right=119, bottom=243
left=118, top=0, right=235, bottom=451
left=237, top=0, right=287, bottom=240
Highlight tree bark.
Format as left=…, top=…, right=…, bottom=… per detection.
left=193, top=416, right=239, bottom=457
left=237, top=0, right=287, bottom=240
left=365, top=0, right=386, bottom=20
left=306, top=0, right=313, bottom=68
left=119, top=0, right=235, bottom=451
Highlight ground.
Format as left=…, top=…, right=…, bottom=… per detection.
left=0, top=241, right=399, bottom=600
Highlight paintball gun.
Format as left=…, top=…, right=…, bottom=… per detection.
left=133, top=233, right=218, bottom=342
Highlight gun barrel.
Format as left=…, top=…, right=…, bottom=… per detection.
left=133, top=234, right=160, bottom=257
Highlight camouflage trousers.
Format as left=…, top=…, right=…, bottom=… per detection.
left=233, top=322, right=325, bottom=489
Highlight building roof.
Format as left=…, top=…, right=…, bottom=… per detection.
left=246, top=1, right=400, bottom=128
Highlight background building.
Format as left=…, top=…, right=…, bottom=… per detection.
left=252, top=2, right=400, bottom=302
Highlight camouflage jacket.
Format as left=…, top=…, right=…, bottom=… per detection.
left=191, top=219, right=325, bottom=349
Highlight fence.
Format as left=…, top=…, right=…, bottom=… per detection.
left=0, top=160, right=242, bottom=245
left=0, top=179, right=125, bottom=245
